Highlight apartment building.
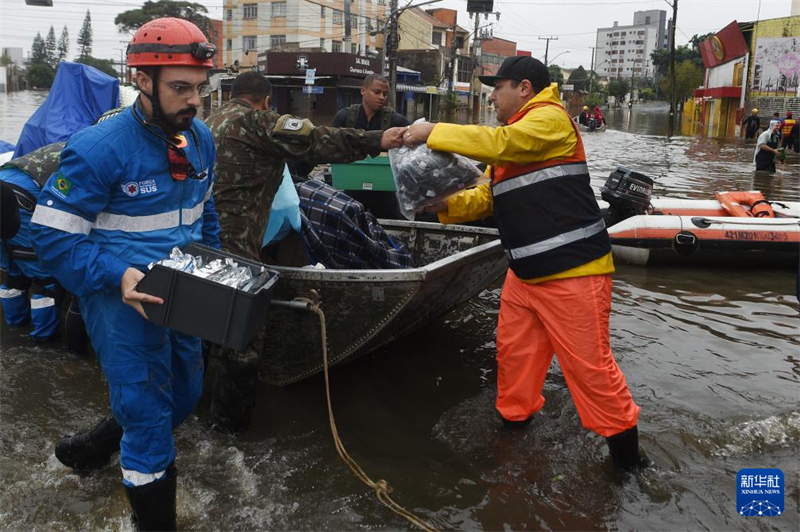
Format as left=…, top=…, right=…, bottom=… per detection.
left=594, top=9, right=668, bottom=81
left=223, top=0, right=388, bottom=69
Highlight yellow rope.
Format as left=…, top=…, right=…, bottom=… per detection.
left=294, top=297, right=438, bottom=532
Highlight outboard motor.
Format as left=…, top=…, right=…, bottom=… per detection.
left=588, top=118, right=598, bottom=131
left=601, top=166, right=654, bottom=227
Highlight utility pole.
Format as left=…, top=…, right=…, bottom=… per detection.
left=445, top=21, right=459, bottom=123
left=589, top=46, right=596, bottom=92
left=387, top=0, right=399, bottom=109
left=667, top=0, right=678, bottom=137
left=539, top=36, right=558, bottom=65
left=344, top=0, right=352, bottom=54
left=469, top=12, right=485, bottom=124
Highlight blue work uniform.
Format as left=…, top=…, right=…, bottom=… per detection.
left=0, top=148, right=64, bottom=340
left=30, top=103, right=221, bottom=487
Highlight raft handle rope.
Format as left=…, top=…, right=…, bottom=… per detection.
left=272, top=295, right=438, bottom=532
left=691, top=216, right=800, bottom=229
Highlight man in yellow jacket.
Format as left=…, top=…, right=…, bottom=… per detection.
left=404, top=56, right=644, bottom=470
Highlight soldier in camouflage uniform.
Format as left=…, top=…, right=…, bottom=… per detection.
left=205, top=71, right=406, bottom=432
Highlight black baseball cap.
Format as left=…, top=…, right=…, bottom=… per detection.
left=479, top=56, right=551, bottom=91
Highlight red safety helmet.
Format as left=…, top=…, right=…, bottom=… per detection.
left=127, top=17, right=216, bottom=69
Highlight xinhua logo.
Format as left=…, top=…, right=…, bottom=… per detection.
left=737, top=468, right=783, bottom=517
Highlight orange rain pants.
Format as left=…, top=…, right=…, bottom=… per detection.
left=496, top=270, right=640, bottom=437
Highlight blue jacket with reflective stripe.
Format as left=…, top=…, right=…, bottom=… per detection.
left=30, top=104, right=221, bottom=297
left=0, top=167, right=50, bottom=279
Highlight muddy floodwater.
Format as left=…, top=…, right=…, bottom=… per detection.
left=1, top=93, right=798, bottom=531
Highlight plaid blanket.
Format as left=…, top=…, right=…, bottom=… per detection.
left=297, top=179, right=413, bottom=269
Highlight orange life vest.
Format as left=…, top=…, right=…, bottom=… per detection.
left=714, top=191, right=775, bottom=218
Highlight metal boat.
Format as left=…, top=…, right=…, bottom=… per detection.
left=260, top=220, right=506, bottom=385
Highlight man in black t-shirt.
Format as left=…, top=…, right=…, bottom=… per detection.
left=332, top=73, right=410, bottom=130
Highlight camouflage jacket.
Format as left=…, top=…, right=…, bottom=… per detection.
left=205, top=98, right=383, bottom=261
left=1, top=142, right=66, bottom=188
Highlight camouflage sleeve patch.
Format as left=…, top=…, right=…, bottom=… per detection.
left=94, top=106, right=128, bottom=125
left=272, top=115, right=314, bottom=144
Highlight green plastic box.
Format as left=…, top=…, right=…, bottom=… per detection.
left=331, top=155, right=396, bottom=192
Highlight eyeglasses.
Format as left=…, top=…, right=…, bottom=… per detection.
left=160, top=80, right=213, bottom=98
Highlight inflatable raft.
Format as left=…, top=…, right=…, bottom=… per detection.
left=600, top=167, right=800, bottom=267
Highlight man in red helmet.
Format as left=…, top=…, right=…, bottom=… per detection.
left=30, top=18, right=221, bottom=530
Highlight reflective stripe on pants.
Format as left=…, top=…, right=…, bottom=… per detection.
left=496, top=270, right=640, bottom=437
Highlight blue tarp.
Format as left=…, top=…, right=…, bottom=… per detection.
left=0, top=140, right=14, bottom=154
left=13, top=62, right=119, bottom=157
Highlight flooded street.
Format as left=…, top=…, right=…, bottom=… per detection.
left=1, top=93, right=798, bottom=531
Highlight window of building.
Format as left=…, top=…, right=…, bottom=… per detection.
left=272, top=2, right=286, bottom=17
left=645, top=16, right=651, bottom=24
left=621, top=32, right=626, bottom=36
left=333, top=10, right=343, bottom=25
left=432, top=31, right=443, bottom=45
left=351, top=15, right=358, bottom=28
left=243, top=4, right=257, bottom=19
left=321, top=6, right=325, bottom=18
left=243, top=35, right=257, bottom=53
left=379, top=0, right=385, bottom=4
left=226, top=39, right=232, bottom=51
left=332, top=41, right=342, bottom=52
left=613, top=32, right=619, bottom=36
left=638, top=30, right=645, bottom=35
left=271, top=35, right=286, bottom=47
left=455, top=36, right=464, bottom=48
left=226, top=9, right=232, bottom=21
left=320, top=37, right=326, bottom=49
left=351, top=43, right=358, bottom=54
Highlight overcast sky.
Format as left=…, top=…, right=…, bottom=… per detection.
left=0, top=0, right=793, bottom=70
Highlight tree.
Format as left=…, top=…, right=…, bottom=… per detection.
left=640, top=88, right=654, bottom=103
left=584, top=93, right=605, bottom=108
left=650, top=32, right=710, bottom=77
left=115, top=1, right=215, bottom=40
left=27, top=63, right=55, bottom=88
left=548, top=64, right=564, bottom=89
left=567, top=66, right=590, bottom=91
left=607, top=79, right=629, bottom=106
left=31, top=32, right=48, bottom=65
left=76, top=56, right=119, bottom=78
left=77, top=10, right=93, bottom=59
left=660, top=59, right=703, bottom=105
left=57, top=25, right=70, bottom=63
left=1, top=51, right=11, bottom=67
left=45, top=26, right=57, bottom=68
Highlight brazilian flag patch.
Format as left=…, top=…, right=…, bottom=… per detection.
left=52, top=174, right=73, bottom=198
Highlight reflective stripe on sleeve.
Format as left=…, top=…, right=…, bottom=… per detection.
left=31, top=205, right=93, bottom=235
left=492, top=163, right=589, bottom=196
left=203, top=183, right=213, bottom=203
left=30, top=297, right=55, bottom=309
left=507, top=218, right=606, bottom=260
left=0, top=288, right=25, bottom=299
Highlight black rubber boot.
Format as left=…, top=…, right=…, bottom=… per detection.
left=501, top=415, right=533, bottom=430
left=124, top=463, right=177, bottom=532
left=606, top=425, right=647, bottom=470
left=209, top=349, right=260, bottom=434
left=55, top=414, right=123, bottom=470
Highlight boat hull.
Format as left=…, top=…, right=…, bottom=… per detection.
left=259, top=220, right=507, bottom=385
left=608, top=214, right=800, bottom=267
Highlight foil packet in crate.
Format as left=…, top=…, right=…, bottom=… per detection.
left=149, top=247, right=273, bottom=294
left=389, top=124, right=482, bottom=220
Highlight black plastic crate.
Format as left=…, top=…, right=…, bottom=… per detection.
left=137, top=243, right=279, bottom=351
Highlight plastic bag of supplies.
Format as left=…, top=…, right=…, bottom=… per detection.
left=388, top=122, right=482, bottom=220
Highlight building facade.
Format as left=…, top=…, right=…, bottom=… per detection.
left=223, top=0, right=388, bottom=70
left=594, top=10, right=668, bottom=81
